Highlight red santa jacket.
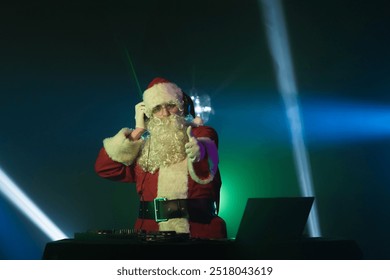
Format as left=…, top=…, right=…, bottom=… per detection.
left=95, top=125, right=227, bottom=239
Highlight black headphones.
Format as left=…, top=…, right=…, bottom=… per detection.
left=182, top=92, right=195, bottom=118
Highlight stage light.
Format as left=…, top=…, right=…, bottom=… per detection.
left=260, top=0, right=321, bottom=237
left=0, top=167, right=68, bottom=241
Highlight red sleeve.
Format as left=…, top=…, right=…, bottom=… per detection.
left=94, top=147, right=136, bottom=183
left=192, top=126, right=219, bottom=147
left=190, top=126, right=222, bottom=211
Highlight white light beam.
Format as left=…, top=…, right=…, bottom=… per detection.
left=260, top=0, right=321, bottom=237
left=0, top=167, right=68, bottom=241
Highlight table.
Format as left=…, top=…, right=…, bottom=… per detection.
left=42, top=237, right=363, bottom=260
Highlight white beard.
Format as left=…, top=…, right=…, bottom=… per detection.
left=137, top=114, right=189, bottom=173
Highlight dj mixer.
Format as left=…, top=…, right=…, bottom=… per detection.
left=74, top=229, right=191, bottom=242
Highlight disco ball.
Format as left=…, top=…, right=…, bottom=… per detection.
left=188, top=88, right=214, bottom=124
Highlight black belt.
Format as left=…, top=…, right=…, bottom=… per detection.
left=139, top=198, right=217, bottom=224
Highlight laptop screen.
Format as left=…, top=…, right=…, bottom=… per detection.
left=235, top=197, right=314, bottom=243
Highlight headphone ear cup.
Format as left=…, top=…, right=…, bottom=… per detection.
left=183, top=93, right=195, bottom=118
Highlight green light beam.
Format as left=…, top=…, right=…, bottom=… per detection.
left=122, top=46, right=143, bottom=98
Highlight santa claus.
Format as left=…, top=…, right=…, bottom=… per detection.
left=94, top=77, right=227, bottom=239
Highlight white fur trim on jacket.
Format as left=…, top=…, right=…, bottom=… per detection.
left=103, top=128, right=143, bottom=166
left=188, top=137, right=219, bottom=184
left=157, top=159, right=189, bottom=233
left=159, top=217, right=190, bottom=234
left=143, top=82, right=183, bottom=118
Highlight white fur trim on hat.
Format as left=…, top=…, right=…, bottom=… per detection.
left=103, top=128, right=143, bottom=166
left=143, top=82, right=183, bottom=117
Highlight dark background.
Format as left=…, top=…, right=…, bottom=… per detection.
left=1, top=0, right=389, bottom=259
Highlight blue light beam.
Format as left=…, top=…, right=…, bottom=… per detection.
left=0, top=167, right=68, bottom=241
left=303, top=98, right=390, bottom=144
left=260, top=0, right=321, bottom=237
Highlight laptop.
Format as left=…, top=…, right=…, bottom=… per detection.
left=235, top=196, right=314, bottom=243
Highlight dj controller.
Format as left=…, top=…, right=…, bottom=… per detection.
left=74, top=229, right=191, bottom=242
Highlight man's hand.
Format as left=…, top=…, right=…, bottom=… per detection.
left=135, top=102, right=146, bottom=129
left=185, top=126, right=205, bottom=162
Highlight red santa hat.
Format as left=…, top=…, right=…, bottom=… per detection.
left=143, top=77, right=184, bottom=118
